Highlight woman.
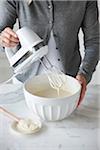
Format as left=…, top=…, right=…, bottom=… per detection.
left=0, top=0, right=99, bottom=106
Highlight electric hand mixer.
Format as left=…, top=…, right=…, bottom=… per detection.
left=5, top=27, right=65, bottom=90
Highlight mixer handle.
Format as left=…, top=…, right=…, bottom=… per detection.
left=5, top=47, right=14, bottom=63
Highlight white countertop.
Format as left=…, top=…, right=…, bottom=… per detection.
left=0, top=85, right=100, bottom=150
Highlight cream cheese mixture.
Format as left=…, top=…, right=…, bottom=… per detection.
left=15, top=119, right=41, bottom=134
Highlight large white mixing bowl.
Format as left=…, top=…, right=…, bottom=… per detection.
left=24, top=74, right=81, bottom=121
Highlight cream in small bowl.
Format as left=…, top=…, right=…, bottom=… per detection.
left=24, top=74, right=81, bottom=121
left=11, top=119, right=42, bottom=135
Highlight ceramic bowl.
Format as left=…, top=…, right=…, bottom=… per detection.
left=24, top=74, right=81, bottom=121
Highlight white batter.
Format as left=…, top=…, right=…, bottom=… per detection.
left=33, top=88, right=72, bottom=98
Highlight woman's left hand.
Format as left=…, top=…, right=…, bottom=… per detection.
left=76, top=74, right=87, bottom=107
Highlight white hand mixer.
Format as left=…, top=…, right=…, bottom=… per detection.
left=5, top=27, right=65, bottom=90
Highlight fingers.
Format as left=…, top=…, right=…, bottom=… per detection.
left=0, top=27, right=19, bottom=48
left=77, top=83, right=87, bottom=107
left=5, top=27, right=18, bottom=38
left=76, top=74, right=87, bottom=107
left=1, top=40, right=18, bottom=47
left=3, top=31, right=19, bottom=43
left=0, top=36, right=18, bottom=47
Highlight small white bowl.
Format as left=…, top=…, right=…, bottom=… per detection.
left=24, top=74, right=81, bottom=121
left=11, top=119, right=42, bottom=135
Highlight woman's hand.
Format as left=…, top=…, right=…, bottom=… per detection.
left=76, top=74, right=87, bottom=107
left=0, top=27, right=19, bottom=47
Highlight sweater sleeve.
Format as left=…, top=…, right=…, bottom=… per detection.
left=0, top=0, right=17, bottom=51
left=78, top=1, right=99, bottom=84
left=0, top=0, right=17, bottom=32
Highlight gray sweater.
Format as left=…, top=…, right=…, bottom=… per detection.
left=0, top=0, right=99, bottom=83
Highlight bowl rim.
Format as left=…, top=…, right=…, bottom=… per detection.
left=23, top=74, right=81, bottom=100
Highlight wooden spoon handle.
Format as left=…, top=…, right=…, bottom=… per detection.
left=0, top=106, right=20, bottom=122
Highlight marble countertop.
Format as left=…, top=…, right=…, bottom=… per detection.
left=0, top=84, right=100, bottom=150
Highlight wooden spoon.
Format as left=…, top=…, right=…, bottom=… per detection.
left=0, top=106, right=20, bottom=122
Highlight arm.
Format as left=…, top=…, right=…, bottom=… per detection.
left=0, top=0, right=17, bottom=32
left=76, top=1, right=99, bottom=106
left=78, top=1, right=99, bottom=84
left=0, top=0, right=19, bottom=49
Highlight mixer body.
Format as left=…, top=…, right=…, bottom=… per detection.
left=5, top=27, right=48, bottom=74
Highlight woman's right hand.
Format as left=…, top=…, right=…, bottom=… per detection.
left=0, top=27, right=19, bottom=47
